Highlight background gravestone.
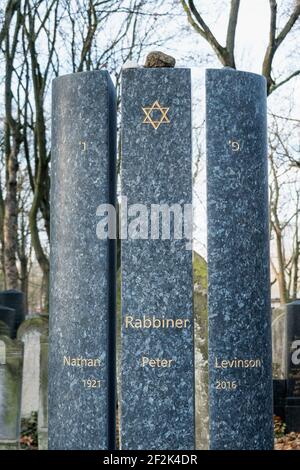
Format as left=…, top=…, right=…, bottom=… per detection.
left=206, top=68, right=273, bottom=450
left=272, top=306, right=287, bottom=420
left=121, top=67, right=194, bottom=450
left=0, top=290, right=26, bottom=339
left=18, top=316, right=48, bottom=418
left=49, top=70, right=116, bottom=450
left=285, top=300, right=300, bottom=432
left=38, top=334, right=48, bottom=450
left=0, top=336, right=23, bottom=449
left=272, top=306, right=287, bottom=379
left=0, top=306, right=15, bottom=338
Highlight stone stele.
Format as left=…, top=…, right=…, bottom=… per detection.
left=49, top=71, right=116, bottom=450
left=121, top=67, right=194, bottom=450
left=206, top=68, right=273, bottom=450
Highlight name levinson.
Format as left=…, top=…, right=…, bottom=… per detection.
left=124, top=315, right=190, bottom=329
left=63, top=356, right=101, bottom=367
left=215, top=357, right=262, bottom=368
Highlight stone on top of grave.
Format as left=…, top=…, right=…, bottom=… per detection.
left=144, top=51, right=176, bottom=68
left=0, top=290, right=26, bottom=339
left=0, top=306, right=16, bottom=338
left=49, top=70, right=116, bottom=450
left=285, top=300, right=300, bottom=432
left=0, top=336, right=23, bottom=449
left=18, top=316, right=48, bottom=418
left=206, top=68, right=273, bottom=450
left=121, top=65, right=194, bottom=450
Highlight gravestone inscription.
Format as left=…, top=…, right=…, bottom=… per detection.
left=121, top=67, right=194, bottom=450
left=49, top=71, right=116, bottom=450
left=206, top=68, right=273, bottom=450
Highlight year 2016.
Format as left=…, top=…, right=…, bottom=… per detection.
left=215, top=380, right=237, bottom=390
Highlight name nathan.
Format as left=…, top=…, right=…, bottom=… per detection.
left=215, top=357, right=262, bottom=369
left=63, top=356, right=101, bottom=367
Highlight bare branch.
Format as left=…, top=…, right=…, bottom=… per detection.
left=270, top=69, right=300, bottom=94
left=263, top=0, right=300, bottom=93
left=181, top=0, right=228, bottom=66
left=226, top=0, right=240, bottom=67
left=262, top=0, right=277, bottom=91
left=276, top=0, right=300, bottom=49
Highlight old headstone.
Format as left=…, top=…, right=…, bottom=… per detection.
left=0, top=336, right=23, bottom=449
left=272, top=306, right=287, bottom=379
left=38, top=334, right=48, bottom=450
left=285, top=300, right=300, bottom=432
left=17, top=316, right=48, bottom=418
left=0, top=290, right=25, bottom=339
left=49, top=70, right=116, bottom=450
left=121, top=67, right=194, bottom=449
left=0, top=306, right=16, bottom=338
left=206, top=68, right=273, bottom=450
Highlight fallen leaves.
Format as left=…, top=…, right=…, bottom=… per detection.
left=275, top=432, right=300, bottom=450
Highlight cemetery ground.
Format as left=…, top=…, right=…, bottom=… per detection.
left=274, top=417, right=300, bottom=450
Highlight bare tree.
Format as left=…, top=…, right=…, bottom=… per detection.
left=269, top=114, right=300, bottom=303
left=180, top=0, right=300, bottom=94
left=0, top=0, right=167, bottom=309
left=1, top=0, right=22, bottom=289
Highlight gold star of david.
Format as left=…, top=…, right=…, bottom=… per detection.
left=142, top=100, right=170, bottom=130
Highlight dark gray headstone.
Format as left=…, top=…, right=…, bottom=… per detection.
left=285, top=300, right=300, bottom=432
left=0, top=306, right=15, bottom=338
left=121, top=67, right=194, bottom=450
left=286, top=301, right=300, bottom=397
left=273, top=379, right=286, bottom=421
left=49, top=71, right=116, bottom=450
left=0, top=290, right=25, bottom=338
left=206, top=68, right=273, bottom=450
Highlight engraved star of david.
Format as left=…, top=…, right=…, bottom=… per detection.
left=142, top=100, right=170, bottom=130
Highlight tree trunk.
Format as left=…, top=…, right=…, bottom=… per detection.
left=4, top=131, right=20, bottom=289
left=274, top=228, right=288, bottom=304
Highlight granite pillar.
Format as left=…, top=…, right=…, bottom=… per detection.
left=49, top=71, right=116, bottom=449
left=121, top=67, right=194, bottom=450
left=285, top=300, right=300, bottom=432
left=206, top=68, right=273, bottom=450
